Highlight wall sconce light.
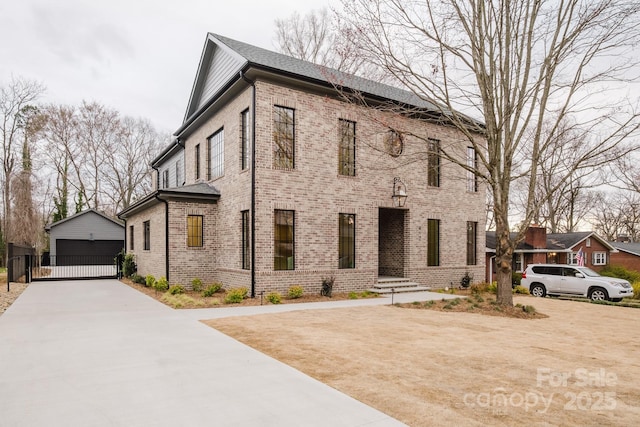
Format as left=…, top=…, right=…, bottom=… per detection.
left=392, top=177, right=407, bottom=207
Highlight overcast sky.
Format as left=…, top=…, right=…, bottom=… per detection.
left=0, top=0, right=332, bottom=134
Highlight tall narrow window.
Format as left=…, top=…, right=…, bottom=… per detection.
left=162, top=170, right=169, bottom=189
left=209, top=128, right=224, bottom=180
left=467, top=147, right=478, bottom=192
left=195, top=144, right=201, bottom=180
left=241, top=109, right=250, bottom=170
left=175, top=161, right=181, bottom=187
left=129, top=225, right=134, bottom=250
left=241, top=210, right=250, bottom=270
left=339, top=213, right=355, bottom=268
left=338, top=119, right=356, bottom=176
left=466, top=221, right=477, bottom=265
left=427, top=138, right=440, bottom=187
left=274, top=210, right=294, bottom=270
left=427, top=219, right=440, bottom=266
left=143, top=221, right=150, bottom=250
left=187, top=215, right=203, bottom=247
left=273, top=106, right=294, bottom=169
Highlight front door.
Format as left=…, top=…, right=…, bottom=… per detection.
left=378, top=208, right=406, bottom=277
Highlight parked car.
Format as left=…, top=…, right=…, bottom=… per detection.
left=521, top=264, right=633, bottom=302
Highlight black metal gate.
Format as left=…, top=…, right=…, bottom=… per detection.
left=31, top=253, right=123, bottom=282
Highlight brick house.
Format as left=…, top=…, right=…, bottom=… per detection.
left=485, top=226, right=618, bottom=282
left=609, top=242, right=640, bottom=272
left=117, top=33, right=486, bottom=296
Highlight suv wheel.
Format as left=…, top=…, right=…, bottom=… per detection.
left=530, top=284, right=546, bottom=298
left=589, top=287, right=609, bottom=301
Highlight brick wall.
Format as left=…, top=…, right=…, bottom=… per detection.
left=125, top=202, right=166, bottom=280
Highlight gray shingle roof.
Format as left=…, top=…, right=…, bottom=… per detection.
left=211, top=33, right=441, bottom=112
left=611, top=242, right=640, bottom=257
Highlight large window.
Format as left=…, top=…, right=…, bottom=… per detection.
left=274, top=210, right=294, bottom=270
left=241, top=109, right=250, bottom=170
left=427, top=219, right=440, bottom=266
left=338, top=119, right=356, bottom=176
left=466, top=221, right=477, bottom=265
left=195, top=144, right=201, bottom=180
left=427, top=138, right=440, bottom=187
left=208, top=128, right=224, bottom=180
left=467, top=147, right=478, bottom=192
left=273, top=106, right=294, bottom=169
left=143, top=221, right=150, bottom=250
left=593, top=252, right=607, bottom=266
left=339, top=213, right=355, bottom=268
left=187, top=215, right=203, bottom=247
left=241, top=210, right=250, bottom=270
left=129, top=225, right=134, bottom=250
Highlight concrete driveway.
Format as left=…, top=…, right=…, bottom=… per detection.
left=0, top=280, right=405, bottom=427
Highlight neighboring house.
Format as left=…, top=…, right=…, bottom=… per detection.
left=486, top=226, right=617, bottom=282
left=45, top=209, right=125, bottom=266
left=117, top=33, right=486, bottom=295
left=609, top=242, right=640, bottom=272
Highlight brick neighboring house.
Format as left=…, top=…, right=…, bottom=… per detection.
left=485, top=226, right=617, bottom=282
left=117, top=33, right=486, bottom=295
left=609, top=242, right=640, bottom=272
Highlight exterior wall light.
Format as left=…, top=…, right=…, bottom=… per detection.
left=392, top=177, right=407, bottom=207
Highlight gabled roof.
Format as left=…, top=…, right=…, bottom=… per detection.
left=45, top=208, right=124, bottom=232
left=178, top=33, right=461, bottom=138
left=117, top=183, right=220, bottom=219
left=611, top=242, right=640, bottom=257
left=486, top=231, right=615, bottom=252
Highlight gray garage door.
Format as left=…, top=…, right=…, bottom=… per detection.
left=56, top=239, right=124, bottom=266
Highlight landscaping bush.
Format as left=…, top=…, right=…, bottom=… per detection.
left=202, top=282, right=222, bottom=297
left=470, top=282, right=489, bottom=294
left=191, top=278, right=203, bottom=293
left=153, top=276, right=169, bottom=293
left=512, top=272, right=523, bottom=287
left=513, top=285, right=529, bottom=295
left=321, top=276, right=335, bottom=297
left=145, top=274, right=156, bottom=288
left=267, top=292, right=282, bottom=304
left=460, top=272, right=473, bottom=288
left=168, top=284, right=185, bottom=295
left=600, top=265, right=640, bottom=284
left=225, top=287, right=248, bottom=304
left=288, top=285, right=304, bottom=299
left=120, top=252, right=137, bottom=277
left=130, top=273, right=145, bottom=285
left=633, top=282, right=640, bottom=300
left=487, top=282, right=498, bottom=294
left=348, top=291, right=358, bottom=299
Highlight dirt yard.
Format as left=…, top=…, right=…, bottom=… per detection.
left=206, top=296, right=640, bottom=427
left=0, top=282, right=28, bottom=316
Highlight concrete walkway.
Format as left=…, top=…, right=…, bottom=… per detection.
left=0, top=280, right=455, bottom=426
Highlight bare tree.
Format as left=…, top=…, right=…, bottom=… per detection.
left=591, top=191, right=640, bottom=241
left=0, top=77, right=45, bottom=251
left=339, top=0, right=640, bottom=305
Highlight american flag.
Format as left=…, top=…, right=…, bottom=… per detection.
left=576, top=247, right=585, bottom=266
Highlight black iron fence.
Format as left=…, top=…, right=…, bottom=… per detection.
left=32, top=254, right=123, bottom=281
left=7, top=243, right=35, bottom=283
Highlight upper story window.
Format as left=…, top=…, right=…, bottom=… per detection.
left=208, top=128, right=224, bottom=180
left=338, top=119, right=356, bottom=176
left=273, top=106, right=295, bottom=169
left=241, top=109, right=251, bottom=170
left=175, top=161, right=181, bottom=187
left=466, top=147, right=478, bottom=192
left=162, top=170, right=169, bottom=189
left=427, top=138, right=440, bottom=187
left=195, top=144, right=201, bottom=180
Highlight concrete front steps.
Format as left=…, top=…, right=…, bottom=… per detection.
left=368, top=277, right=431, bottom=294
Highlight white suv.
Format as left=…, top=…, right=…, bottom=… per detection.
left=521, top=264, right=633, bottom=302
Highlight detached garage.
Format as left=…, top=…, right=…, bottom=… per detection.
left=46, top=209, right=125, bottom=266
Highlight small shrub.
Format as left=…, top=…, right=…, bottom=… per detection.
left=225, top=287, right=247, bottom=304
left=321, top=276, right=335, bottom=297
left=633, top=282, right=640, bottom=300
left=487, top=282, right=498, bottom=294
left=288, top=285, right=304, bottom=299
left=191, top=278, right=203, bottom=292
left=153, top=276, right=169, bottom=293
left=202, top=282, right=222, bottom=297
left=423, top=300, right=435, bottom=307
left=512, top=272, right=523, bottom=287
left=443, top=303, right=454, bottom=310
left=513, top=285, right=529, bottom=295
left=412, top=301, right=421, bottom=305
left=121, top=252, right=137, bottom=277
left=145, top=274, right=156, bottom=288
left=460, top=272, right=473, bottom=288
left=522, top=305, right=537, bottom=314
left=160, top=293, right=203, bottom=309
left=470, top=282, right=489, bottom=294
left=348, top=291, right=358, bottom=299
left=168, top=284, right=185, bottom=295
left=266, top=292, right=282, bottom=304
left=474, top=295, right=485, bottom=303
left=130, top=273, right=145, bottom=285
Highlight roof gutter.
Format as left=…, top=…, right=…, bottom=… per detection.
left=240, top=70, right=256, bottom=298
